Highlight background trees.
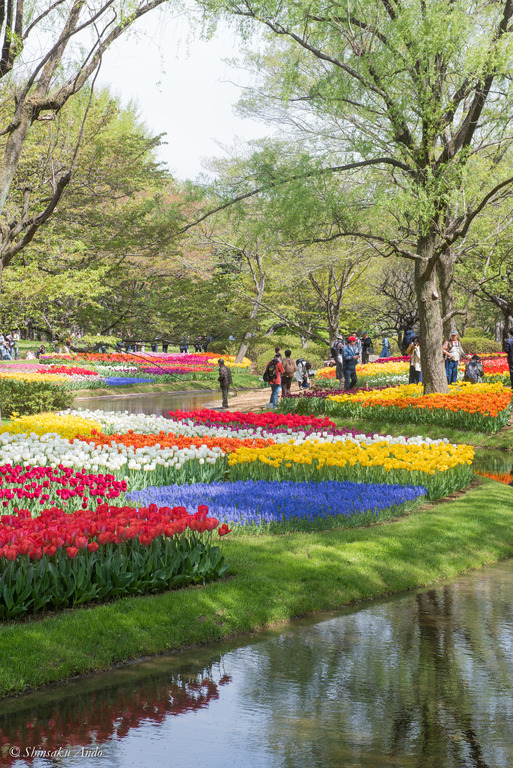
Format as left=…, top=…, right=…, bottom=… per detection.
left=195, top=0, right=513, bottom=390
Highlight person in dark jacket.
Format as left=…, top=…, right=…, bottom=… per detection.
left=361, top=332, right=373, bottom=364
left=343, top=336, right=359, bottom=390
left=218, top=359, right=233, bottom=409
left=504, top=328, right=513, bottom=388
left=463, top=355, right=484, bottom=384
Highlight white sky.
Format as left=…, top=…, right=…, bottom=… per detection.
left=98, top=10, right=267, bottom=181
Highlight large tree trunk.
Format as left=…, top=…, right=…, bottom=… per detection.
left=415, top=236, right=449, bottom=394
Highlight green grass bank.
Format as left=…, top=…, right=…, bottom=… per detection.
left=1, top=477, right=512, bottom=699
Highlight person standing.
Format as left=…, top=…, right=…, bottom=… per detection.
left=11, top=330, right=19, bottom=360
left=361, top=332, right=372, bottom=364
left=504, top=328, right=513, bottom=388
left=443, top=331, right=464, bottom=384
left=402, top=327, right=415, bottom=355
left=265, top=353, right=285, bottom=408
left=343, top=336, right=359, bottom=390
left=218, top=359, right=232, bottom=409
left=281, top=349, right=297, bottom=396
left=406, top=336, right=422, bottom=384
left=333, top=335, right=345, bottom=387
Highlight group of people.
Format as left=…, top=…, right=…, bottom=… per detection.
left=262, top=348, right=313, bottom=409
left=404, top=329, right=486, bottom=386
left=0, top=331, right=19, bottom=360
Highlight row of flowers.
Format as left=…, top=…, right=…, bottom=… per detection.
left=282, top=382, right=513, bottom=433
left=129, top=479, right=427, bottom=533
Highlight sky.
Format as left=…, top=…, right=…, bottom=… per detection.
left=98, top=10, right=268, bottom=181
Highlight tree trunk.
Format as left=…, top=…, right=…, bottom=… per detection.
left=504, top=311, right=513, bottom=345
left=437, top=250, right=458, bottom=340
left=415, top=237, right=449, bottom=394
left=235, top=278, right=265, bottom=363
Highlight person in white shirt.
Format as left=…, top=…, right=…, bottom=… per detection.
left=442, top=331, right=464, bottom=384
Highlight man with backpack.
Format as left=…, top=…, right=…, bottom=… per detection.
left=264, top=352, right=285, bottom=408
left=281, top=349, right=297, bottom=396
left=343, top=336, right=360, bottom=390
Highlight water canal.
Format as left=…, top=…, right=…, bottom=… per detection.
left=74, top=390, right=220, bottom=417
left=2, top=560, right=513, bottom=767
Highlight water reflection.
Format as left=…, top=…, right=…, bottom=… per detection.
left=74, top=391, right=219, bottom=418
left=2, top=562, right=513, bottom=767
left=473, top=449, right=513, bottom=485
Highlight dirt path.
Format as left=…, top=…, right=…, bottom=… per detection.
left=203, top=387, right=273, bottom=412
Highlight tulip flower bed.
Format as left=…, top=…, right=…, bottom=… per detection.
left=325, top=382, right=513, bottom=433
left=0, top=465, right=127, bottom=515
left=129, top=479, right=428, bottom=533
left=282, top=386, right=396, bottom=414
left=41, top=351, right=252, bottom=376
left=0, top=503, right=228, bottom=618
left=168, top=408, right=337, bottom=432
left=316, top=360, right=410, bottom=388
left=227, top=440, right=474, bottom=500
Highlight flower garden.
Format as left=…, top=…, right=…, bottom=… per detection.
left=0, top=397, right=481, bottom=617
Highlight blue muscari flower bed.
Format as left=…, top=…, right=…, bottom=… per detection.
left=128, top=480, right=427, bottom=534
left=105, top=377, right=155, bottom=386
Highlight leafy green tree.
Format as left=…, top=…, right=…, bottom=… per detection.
left=0, top=0, right=169, bottom=260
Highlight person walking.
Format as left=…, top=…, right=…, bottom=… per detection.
left=379, top=335, right=391, bottom=358
left=406, top=336, right=422, bottom=384
left=342, top=336, right=359, bottom=390
left=443, top=331, right=464, bottom=384
left=504, top=328, right=513, bottom=388
left=361, top=332, right=373, bottom=364
left=281, top=349, right=297, bottom=396
left=218, top=359, right=232, bottom=409
left=264, top=352, right=285, bottom=408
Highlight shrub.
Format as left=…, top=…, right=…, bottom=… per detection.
left=0, top=379, right=74, bottom=418
left=460, top=335, right=502, bottom=354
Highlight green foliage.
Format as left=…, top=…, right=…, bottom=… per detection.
left=70, top=334, right=121, bottom=351
left=460, top=335, right=502, bottom=354
left=0, top=380, right=74, bottom=418
left=252, top=333, right=328, bottom=371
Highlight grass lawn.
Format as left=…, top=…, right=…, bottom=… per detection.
left=331, top=415, right=513, bottom=450
left=1, top=477, right=512, bottom=698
